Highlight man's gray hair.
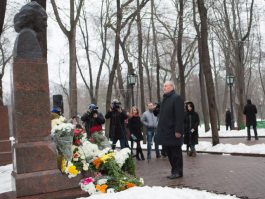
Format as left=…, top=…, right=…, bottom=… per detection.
left=164, top=81, right=175, bottom=90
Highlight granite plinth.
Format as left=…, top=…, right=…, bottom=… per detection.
left=12, top=169, right=86, bottom=197
left=0, top=106, right=12, bottom=165
left=12, top=59, right=50, bottom=143
left=0, top=106, right=10, bottom=140
left=13, top=141, right=58, bottom=174
left=0, top=187, right=89, bottom=199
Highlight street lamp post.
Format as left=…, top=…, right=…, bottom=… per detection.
left=226, top=75, right=235, bottom=129
left=127, top=73, right=137, bottom=106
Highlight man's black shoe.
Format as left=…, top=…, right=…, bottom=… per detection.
left=156, top=155, right=161, bottom=158
left=166, top=173, right=183, bottom=179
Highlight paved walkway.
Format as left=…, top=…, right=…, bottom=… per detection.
left=136, top=152, right=265, bottom=199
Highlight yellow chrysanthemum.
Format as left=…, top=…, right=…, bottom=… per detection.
left=100, top=153, right=114, bottom=163
left=68, top=165, right=79, bottom=175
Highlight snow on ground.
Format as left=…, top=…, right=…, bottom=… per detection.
left=77, top=186, right=239, bottom=199
left=0, top=164, right=12, bottom=194
left=198, top=125, right=265, bottom=137
left=196, top=141, right=265, bottom=154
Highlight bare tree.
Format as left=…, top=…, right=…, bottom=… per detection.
left=197, top=0, right=219, bottom=145
left=193, top=0, right=210, bottom=132
left=223, top=0, right=254, bottom=129
left=0, top=0, right=7, bottom=37
left=77, top=0, right=110, bottom=104
left=51, top=0, right=84, bottom=118
left=151, top=0, right=161, bottom=101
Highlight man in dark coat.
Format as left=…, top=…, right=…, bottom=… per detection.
left=156, top=81, right=184, bottom=179
left=243, top=99, right=258, bottom=140
left=225, top=108, right=232, bottom=131
left=105, top=99, right=128, bottom=149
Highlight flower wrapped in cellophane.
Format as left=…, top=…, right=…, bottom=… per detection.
left=51, top=118, right=75, bottom=161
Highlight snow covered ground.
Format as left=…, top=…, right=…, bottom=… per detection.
left=78, top=186, right=240, bottom=199
left=198, top=124, right=265, bottom=137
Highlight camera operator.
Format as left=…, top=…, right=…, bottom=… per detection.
left=105, top=99, right=128, bottom=150
left=81, top=104, right=105, bottom=138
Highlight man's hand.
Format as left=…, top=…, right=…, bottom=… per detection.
left=93, top=113, right=98, bottom=118
left=191, top=128, right=195, bottom=133
left=175, top=132, right=181, bottom=138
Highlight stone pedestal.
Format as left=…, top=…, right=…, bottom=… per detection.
left=11, top=59, right=82, bottom=197
left=0, top=106, right=12, bottom=166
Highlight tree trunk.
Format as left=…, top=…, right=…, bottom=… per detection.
left=193, top=0, right=210, bottom=132
left=197, top=0, right=219, bottom=145
left=0, top=0, right=7, bottom=36
left=137, top=0, right=145, bottom=113
left=151, top=0, right=161, bottom=102
left=68, top=32, right=77, bottom=117
left=106, top=0, right=122, bottom=112
left=199, top=64, right=210, bottom=132
left=177, top=0, right=185, bottom=100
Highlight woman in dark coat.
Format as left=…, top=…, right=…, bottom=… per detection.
left=184, top=101, right=200, bottom=157
left=128, top=106, right=144, bottom=160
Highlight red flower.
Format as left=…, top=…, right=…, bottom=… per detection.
left=74, top=129, right=84, bottom=136
left=90, top=125, right=102, bottom=134
left=73, top=153, right=79, bottom=158
left=74, top=139, right=81, bottom=146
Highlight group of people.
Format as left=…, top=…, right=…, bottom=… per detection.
left=54, top=80, right=260, bottom=181
left=77, top=81, right=200, bottom=180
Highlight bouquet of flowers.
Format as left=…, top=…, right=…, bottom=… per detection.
left=51, top=117, right=75, bottom=161
left=79, top=148, right=143, bottom=194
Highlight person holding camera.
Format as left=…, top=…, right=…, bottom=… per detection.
left=81, top=104, right=105, bottom=138
left=105, top=99, right=128, bottom=150
left=128, top=106, right=145, bottom=160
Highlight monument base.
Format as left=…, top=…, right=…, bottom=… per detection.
left=0, top=106, right=12, bottom=166
left=0, top=187, right=89, bottom=199
left=12, top=169, right=86, bottom=197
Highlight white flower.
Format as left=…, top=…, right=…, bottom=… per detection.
left=106, top=188, right=115, bottom=194
left=83, top=162, right=89, bottom=171
left=97, top=178, right=108, bottom=185
left=114, top=148, right=131, bottom=167
left=139, top=178, right=144, bottom=184
left=80, top=181, right=97, bottom=195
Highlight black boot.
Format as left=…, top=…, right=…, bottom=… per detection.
left=186, top=145, right=189, bottom=156
left=135, top=148, right=141, bottom=160
left=139, top=148, right=145, bottom=160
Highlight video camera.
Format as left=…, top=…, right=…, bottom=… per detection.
left=87, top=104, right=98, bottom=116
left=153, top=102, right=160, bottom=116
left=111, top=100, right=121, bottom=111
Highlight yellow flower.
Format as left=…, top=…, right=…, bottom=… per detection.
left=68, top=165, right=79, bottom=175
left=100, top=153, right=114, bottom=163
left=96, top=184, right=108, bottom=193
left=61, top=158, right=66, bottom=172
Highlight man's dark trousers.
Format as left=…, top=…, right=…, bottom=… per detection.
left=165, top=145, right=183, bottom=175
